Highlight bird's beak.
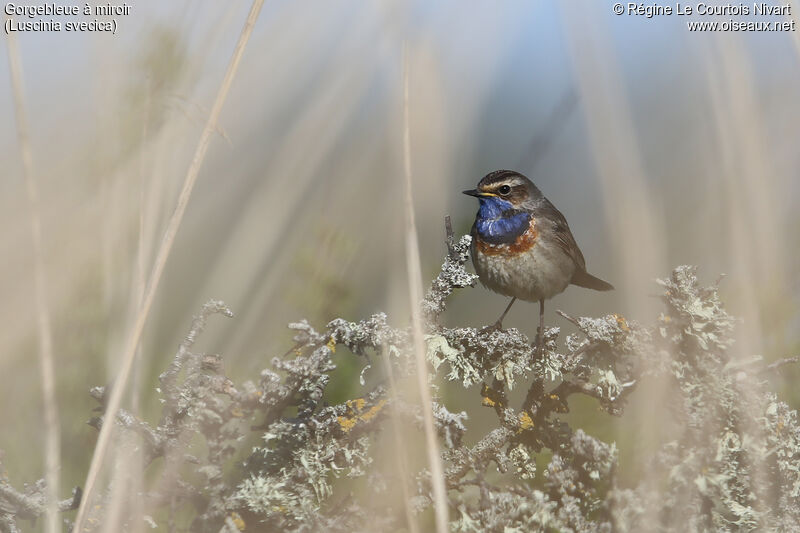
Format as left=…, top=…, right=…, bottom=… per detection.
left=462, top=189, right=495, bottom=198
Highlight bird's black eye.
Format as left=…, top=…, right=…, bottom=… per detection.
left=498, top=185, right=511, bottom=195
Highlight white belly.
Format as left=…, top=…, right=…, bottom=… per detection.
left=471, top=238, right=575, bottom=302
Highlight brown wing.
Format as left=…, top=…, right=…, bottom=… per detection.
left=532, top=203, right=586, bottom=271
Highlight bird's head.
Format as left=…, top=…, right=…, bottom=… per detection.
left=462, top=170, right=541, bottom=213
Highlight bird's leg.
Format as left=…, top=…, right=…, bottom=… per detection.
left=537, top=299, right=545, bottom=356
left=492, top=297, right=517, bottom=330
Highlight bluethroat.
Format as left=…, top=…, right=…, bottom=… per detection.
left=463, top=170, right=613, bottom=353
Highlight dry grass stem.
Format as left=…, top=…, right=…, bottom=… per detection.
left=5, top=26, right=61, bottom=533
left=401, top=44, right=449, bottom=533
left=72, top=2, right=266, bottom=529
left=383, top=343, right=421, bottom=533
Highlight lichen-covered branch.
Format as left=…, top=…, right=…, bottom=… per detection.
left=3, top=222, right=799, bottom=532
left=0, top=475, right=80, bottom=533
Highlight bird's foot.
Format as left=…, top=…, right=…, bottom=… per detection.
left=480, top=321, right=504, bottom=334
left=534, top=329, right=545, bottom=357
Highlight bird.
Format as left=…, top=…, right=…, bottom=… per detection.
left=463, top=169, right=613, bottom=354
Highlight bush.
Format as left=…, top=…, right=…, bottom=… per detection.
left=2, top=231, right=798, bottom=532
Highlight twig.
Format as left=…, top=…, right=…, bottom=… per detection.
left=556, top=309, right=582, bottom=328
left=0, top=483, right=80, bottom=520
left=5, top=25, right=61, bottom=533
left=159, top=300, right=234, bottom=406
left=445, top=427, right=514, bottom=487
left=401, top=43, right=449, bottom=533
left=521, top=379, right=545, bottom=416
left=72, top=2, right=265, bottom=530
left=445, top=215, right=455, bottom=259
left=87, top=407, right=164, bottom=466
left=761, top=355, right=800, bottom=375
left=535, top=377, right=637, bottom=420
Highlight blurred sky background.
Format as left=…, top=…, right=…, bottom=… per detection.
left=2, top=0, right=799, bottom=507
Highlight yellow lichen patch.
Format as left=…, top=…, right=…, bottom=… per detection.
left=480, top=383, right=505, bottom=408
left=519, top=411, right=534, bottom=431
left=613, top=314, right=630, bottom=332
left=88, top=505, right=103, bottom=526
left=346, top=398, right=366, bottom=412
left=326, top=336, right=337, bottom=353
left=229, top=512, right=246, bottom=530
left=230, top=406, right=245, bottom=418
left=549, top=394, right=559, bottom=401
left=338, top=398, right=386, bottom=433
left=338, top=416, right=357, bottom=433
left=360, top=399, right=387, bottom=423
left=662, top=315, right=671, bottom=323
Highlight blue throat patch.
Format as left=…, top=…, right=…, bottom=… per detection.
left=474, top=197, right=530, bottom=244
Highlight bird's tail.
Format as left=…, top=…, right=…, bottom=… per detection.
left=571, top=270, right=614, bottom=291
